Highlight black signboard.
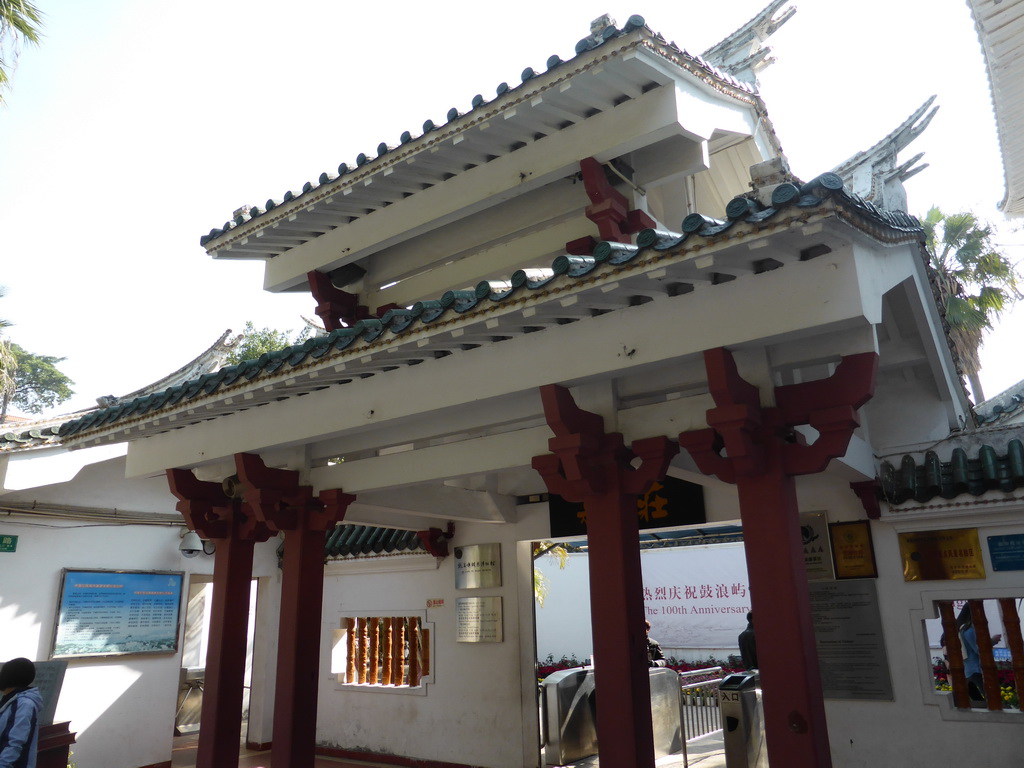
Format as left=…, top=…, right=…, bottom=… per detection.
left=548, top=476, right=705, bottom=538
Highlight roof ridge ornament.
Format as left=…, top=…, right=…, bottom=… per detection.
left=831, top=95, right=939, bottom=213
left=701, top=0, right=796, bottom=86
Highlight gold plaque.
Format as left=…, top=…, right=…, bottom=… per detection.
left=829, top=521, right=878, bottom=579
left=898, top=528, right=985, bottom=581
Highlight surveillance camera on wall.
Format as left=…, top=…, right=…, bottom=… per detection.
left=179, top=530, right=215, bottom=558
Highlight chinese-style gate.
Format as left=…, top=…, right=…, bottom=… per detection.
left=679, top=347, right=877, bottom=768
left=168, top=455, right=354, bottom=768
left=533, top=384, right=678, bottom=768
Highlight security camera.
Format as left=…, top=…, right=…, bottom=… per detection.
left=179, top=530, right=214, bottom=558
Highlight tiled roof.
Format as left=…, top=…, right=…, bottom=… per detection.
left=975, top=380, right=1024, bottom=426
left=325, top=524, right=424, bottom=559
left=0, top=422, right=62, bottom=452
left=880, top=437, right=1024, bottom=504
left=59, top=172, right=923, bottom=443
left=198, top=14, right=763, bottom=252
left=967, top=0, right=1024, bottom=216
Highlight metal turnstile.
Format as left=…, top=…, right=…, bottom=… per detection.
left=540, top=667, right=684, bottom=765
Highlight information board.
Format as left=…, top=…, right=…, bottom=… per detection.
left=51, top=569, right=184, bottom=658
left=988, top=533, right=1024, bottom=572
left=456, top=596, right=503, bottom=643
left=808, top=580, right=893, bottom=701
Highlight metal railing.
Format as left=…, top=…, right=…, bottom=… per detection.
left=678, top=666, right=724, bottom=742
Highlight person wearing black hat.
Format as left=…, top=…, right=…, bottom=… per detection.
left=0, top=657, right=42, bottom=768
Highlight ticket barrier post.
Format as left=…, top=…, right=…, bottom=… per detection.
left=719, top=672, right=767, bottom=768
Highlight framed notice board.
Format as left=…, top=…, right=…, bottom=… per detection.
left=50, top=569, right=184, bottom=658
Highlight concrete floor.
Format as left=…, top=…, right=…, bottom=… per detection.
left=170, top=731, right=727, bottom=768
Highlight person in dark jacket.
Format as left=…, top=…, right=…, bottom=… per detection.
left=0, top=657, right=42, bottom=768
left=738, top=612, right=758, bottom=670
left=645, top=620, right=667, bottom=667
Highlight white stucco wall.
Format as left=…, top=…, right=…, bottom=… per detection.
left=316, top=507, right=547, bottom=768
left=0, top=515, right=281, bottom=768
left=822, top=506, right=1024, bottom=767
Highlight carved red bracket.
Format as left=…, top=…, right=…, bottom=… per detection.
left=308, top=270, right=402, bottom=331
left=576, top=157, right=657, bottom=247
left=532, top=384, right=678, bottom=501
left=850, top=480, right=882, bottom=520
left=166, top=467, right=273, bottom=542
left=417, top=522, right=455, bottom=558
left=234, top=453, right=354, bottom=532
left=308, top=270, right=370, bottom=331
left=680, top=347, right=878, bottom=482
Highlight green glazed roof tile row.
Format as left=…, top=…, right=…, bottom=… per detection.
left=0, top=425, right=62, bottom=452
left=198, top=14, right=756, bottom=249
left=59, top=173, right=923, bottom=441
left=324, top=524, right=424, bottom=559
left=880, top=440, right=1024, bottom=505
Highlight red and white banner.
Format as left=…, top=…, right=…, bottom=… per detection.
left=642, top=543, right=751, bottom=649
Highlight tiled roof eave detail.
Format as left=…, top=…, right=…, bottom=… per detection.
left=202, top=34, right=763, bottom=257
left=62, top=183, right=923, bottom=448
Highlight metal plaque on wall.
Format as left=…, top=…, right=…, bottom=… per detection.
left=456, top=596, right=503, bottom=642
left=800, top=511, right=835, bottom=581
left=809, top=580, right=893, bottom=701
left=454, top=543, right=501, bottom=589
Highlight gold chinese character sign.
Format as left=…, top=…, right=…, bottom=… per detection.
left=898, top=528, right=985, bottom=581
left=829, top=520, right=878, bottom=579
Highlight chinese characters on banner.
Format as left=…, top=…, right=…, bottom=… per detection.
left=642, top=544, right=751, bottom=649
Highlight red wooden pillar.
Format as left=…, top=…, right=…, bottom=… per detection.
left=533, top=385, right=677, bottom=768
left=235, top=453, right=354, bottom=768
left=679, top=348, right=877, bottom=768
left=167, top=469, right=272, bottom=768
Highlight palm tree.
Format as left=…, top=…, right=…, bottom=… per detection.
left=0, top=340, right=16, bottom=422
left=0, top=0, right=43, bottom=103
left=921, top=206, right=1021, bottom=401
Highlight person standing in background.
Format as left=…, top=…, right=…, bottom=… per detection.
left=0, top=657, right=42, bottom=768
left=645, top=620, right=667, bottom=667
left=739, top=612, right=758, bottom=670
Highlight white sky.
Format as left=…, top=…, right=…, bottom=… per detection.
left=0, top=0, right=1020, bottom=418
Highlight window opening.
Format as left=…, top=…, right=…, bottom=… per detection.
left=335, top=616, right=430, bottom=687
left=931, top=598, right=1024, bottom=711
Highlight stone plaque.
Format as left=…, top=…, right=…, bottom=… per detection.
left=454, top=543, right=501, bottom=589
left=809, top=580, right=893, bottom=700
left=456, top=597, right=503, bottom=643
left=32, top=660, right=68, bottom=726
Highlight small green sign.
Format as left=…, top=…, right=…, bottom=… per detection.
left=0, top=535, right=17, bottom=553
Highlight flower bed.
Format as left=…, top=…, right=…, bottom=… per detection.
left=932, top=656, right=1020, bottom=709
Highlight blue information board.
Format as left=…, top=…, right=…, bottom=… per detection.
left=51, top=569, right=184, bottom=658
left=988, top=534, right=1024, bottom=572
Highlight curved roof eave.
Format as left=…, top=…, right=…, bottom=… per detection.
left=199, top=16, right=776, bottom=261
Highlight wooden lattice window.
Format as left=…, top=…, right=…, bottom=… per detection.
left=934, top=598, right=1024, bottom=711
left=333, top=615, right=432, bottom=688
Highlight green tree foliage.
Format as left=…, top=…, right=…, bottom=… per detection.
left=0, top=339, right=15, bottom=416
left=0, top=0, right=43, bottom=103
left=921, top=206, right=1021, bottom=400
left=533, top=542, right=569, bottom=607
left=2, top=342, right=73, bottom=418
left=225, top=321, right=313, bottom=365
